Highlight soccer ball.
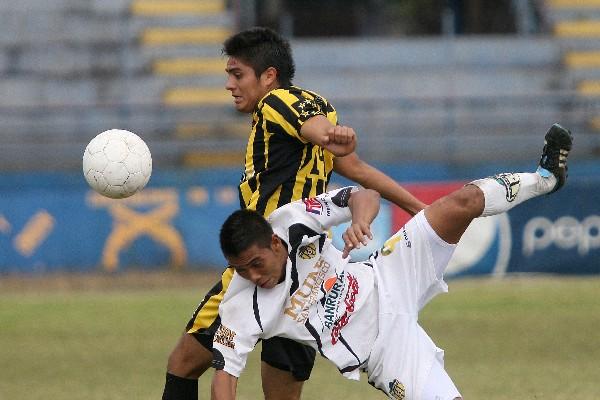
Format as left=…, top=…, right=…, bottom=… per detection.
left=83, top=129, right=152, bottom=199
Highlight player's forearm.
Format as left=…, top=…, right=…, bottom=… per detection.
left=349, top=189, right=380, bottom=226
left=211, top=370, right=237, bottom=400
left=367, top=171, right=425, bottom=216
left=334, top=155, right=426, bottom=216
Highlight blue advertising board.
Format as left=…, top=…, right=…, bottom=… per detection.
left=0, top=166, right=598, bottom=276
left=443, top=180, right=600, bottom=277
left=0, top=170, right=242, bottom=273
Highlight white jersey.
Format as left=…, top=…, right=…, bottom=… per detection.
left=213, top=187, right=378, bottom=381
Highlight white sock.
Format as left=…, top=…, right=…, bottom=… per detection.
left=470, top=172, right=556, bottom=217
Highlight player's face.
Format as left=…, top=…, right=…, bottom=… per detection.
left=225, top=57, right=273, bottom=113
left=227, top=236, right=287, bottom=289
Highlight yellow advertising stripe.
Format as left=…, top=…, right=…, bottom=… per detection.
left=154, top=57, right=225, bottom=75
left=0, top=214, right=11, bottom=233
left=141, top=27, right=231, bottom=46
left=163, top=87, right=231, bottom=106
left=577, top=80, right=600, bottom=96
left=13, top=210, right=55, bottom=257
left=547, top=0, right=600, bottom=8
left=565, top=51, right=600, bottom=68
left=555, top=20, right=600, bottom=37
left=175, top=121, right=248, bottom=138
left=131, top=0, right=224, bottom=16
left=589, top=116, right=600, bottom=130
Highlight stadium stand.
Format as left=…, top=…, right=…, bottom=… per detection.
left=0, top=0, right=598, bottom=171
left=546, top=0, right=600, bottom=132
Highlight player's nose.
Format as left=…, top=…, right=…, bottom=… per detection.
left=225, top=77, right=235, bottom=91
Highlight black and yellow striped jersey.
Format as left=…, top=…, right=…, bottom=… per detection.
left=239, top=86, right=338, bottom=217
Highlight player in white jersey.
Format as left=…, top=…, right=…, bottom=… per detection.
left=211, top=124, right=573, bottom=400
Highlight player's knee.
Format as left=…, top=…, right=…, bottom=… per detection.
left=447, top=185, right=484, bottom=218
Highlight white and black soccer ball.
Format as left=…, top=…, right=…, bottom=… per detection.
left=82, top=129, right=152, bottom=199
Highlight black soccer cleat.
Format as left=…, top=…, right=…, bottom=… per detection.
left=537, top=123, right=573, bottom=193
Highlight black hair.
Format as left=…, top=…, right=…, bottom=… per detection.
left=220, top=209, right=274, bottom=257
left=222, top=26, right=295, bottom=87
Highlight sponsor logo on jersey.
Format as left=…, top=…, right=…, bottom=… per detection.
left=214, top=324, right=236, bottom=349
left=285, top=257, right=331, bottom=323
left=298, top=243, right=317, bottom=259
left=402, top=227, right=411, bottom=248
left=388, top=379, right=406, bottom=400
left=494, top=173, right=520, bottom=202
left=303, top=198, right=323, bottom=215
left=322, top=272, right=345, bottom=329
left=331, top=273, right=359, bottom=344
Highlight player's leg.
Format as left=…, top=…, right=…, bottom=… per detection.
left=163, top=333, right=212, bottom=400
left=166, top=332, right=213, bottom=378
left=162, top=267, right=235, bottom=400
left=261, top=363, right=304, bottom=400
left=425, top=123, right=573, bottom=245
left=261, top=337, right=316, bottom=400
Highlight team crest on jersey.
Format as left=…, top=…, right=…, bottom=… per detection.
left=388, top=379, right=405, bottom=400
left=294, top=98, right=322, bottom=120
left=303, top=198, right=323, bottom=215
left=494, top=173, right=520, bottom=202
left=298, top=243, right=317, bottom=259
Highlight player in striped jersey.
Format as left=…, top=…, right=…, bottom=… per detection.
left=162, top=27, right=426, bottom=400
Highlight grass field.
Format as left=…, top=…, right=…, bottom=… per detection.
left=1, top=272, right=599, bottom=399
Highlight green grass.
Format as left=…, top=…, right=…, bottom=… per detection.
left=1, top=274, right=599, bottom=399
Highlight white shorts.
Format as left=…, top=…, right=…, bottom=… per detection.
left=365, top=210, right=461, bottom=400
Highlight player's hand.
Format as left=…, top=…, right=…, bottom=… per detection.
left=324, top=125, right=355, bottom=145
left=323, top=125, right=356, bottom=156
left=342, top=221, right=373, bottom=259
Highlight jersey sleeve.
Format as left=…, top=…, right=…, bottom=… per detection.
left=260, top=89, right=329, bottom=143
left=212, top=278, right=262, bottom=377
left=269, top=186, right=356, bottom=233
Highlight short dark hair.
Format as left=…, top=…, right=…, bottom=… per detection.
left=222, top=26, right=295, bottom=87
left=220, top=209, right=274, bottom=258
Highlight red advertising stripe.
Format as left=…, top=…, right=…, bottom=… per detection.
left=392, top=182, right=466, bottom=231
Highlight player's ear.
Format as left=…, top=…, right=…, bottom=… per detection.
left=271, top=234, right=281, bottom=250
left=261, top=67, right=278, bottom=87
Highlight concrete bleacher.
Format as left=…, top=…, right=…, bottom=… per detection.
left=0, top=1, right=599, bottom=171
left=545, top=0, right=600, bottom=133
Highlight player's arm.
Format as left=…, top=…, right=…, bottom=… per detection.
left=300, top=115, right=356, bottom=156
left=334, top=152, right=426, bottom=216
left=342, top=189, right=381, bottom=258
left=211, top=370, right=237, bottom=400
